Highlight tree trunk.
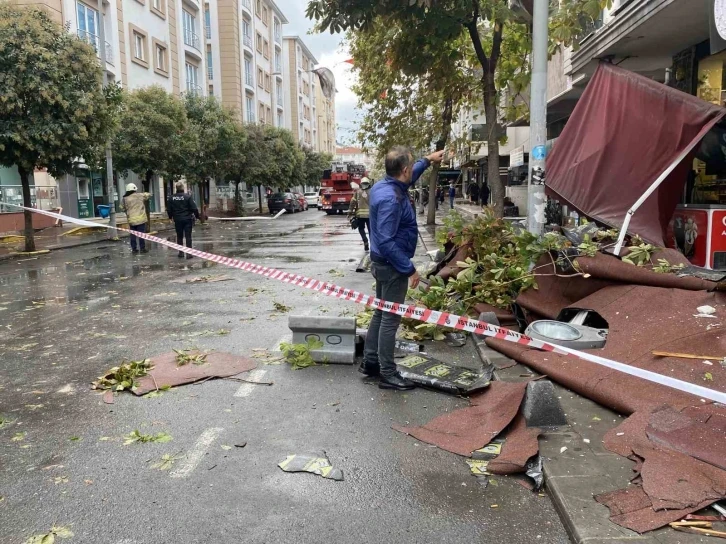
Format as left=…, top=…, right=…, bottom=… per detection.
left=18, top=166, right=36, bottom=252
left=427, top=96, right=454, bottom=225
left=258, top=185, right=263, bottom=214
left=234, top=181, right=241, bottom=216
left=484, top=72, right=503, bottom=218
left=144, top=169, right=153, bottom=230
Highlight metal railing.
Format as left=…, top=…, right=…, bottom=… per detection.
left=245, top=71, right=254, bottom=87
left=0, top=185, right=60, bottom=214
left=77, top=29, right=114, bottom=65
left=274, top=59, right=282, bottom=73
left=185, top=82, right=203, bottom=96
left=246, top=110, right=255, bottom=123
left=276, top=94, right=283, bottom=106
left=207, top=65, right=214, bottom=80
left=274, top=30, right=281, bottom=44
left=243, top=34, right=253, bottom=49
left=183, top=29, right=201, bottom=51
left=205, top=25, right=211, bottom=39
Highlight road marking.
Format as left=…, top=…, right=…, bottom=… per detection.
left=234, top=368, right=268, bottom=397
left=170, top=427, right=223, bottom=479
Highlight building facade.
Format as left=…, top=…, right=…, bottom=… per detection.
left=334, top=146, right=374, bottom=172
left=314, top=79, right=336, bottom=154
left=283, top=36, right=318, bottom=148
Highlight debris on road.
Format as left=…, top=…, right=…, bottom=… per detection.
left=23, top=526, right=74, bottom=544
left=91, top=359, right=153, bottom=392
left=149, top=452, right=183, bottom=470
left=396, top=353, right=492, bottom=395
left=280, top=338, right=323, bottom=369
left=123, top=430, right=173, bottom=445
left=278, top=452, right=344, bottom=481
left=172, top=274, right=233, bottom=284
left=173, top=348, right=208, bottom=366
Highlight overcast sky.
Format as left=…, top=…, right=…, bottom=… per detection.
left=276, top=0, right=359, bottom=146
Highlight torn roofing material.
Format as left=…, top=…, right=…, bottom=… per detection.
left=392, top=381, right=527, bottom=456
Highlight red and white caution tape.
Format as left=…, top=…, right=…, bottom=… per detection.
left=7, top=204, right=726, bottom=405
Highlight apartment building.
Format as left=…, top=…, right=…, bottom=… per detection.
left=283, top=36, right=318, bottom=148
left=314, top=77, right=336, bottom=154
left=207, top=0, right=287, bottom=125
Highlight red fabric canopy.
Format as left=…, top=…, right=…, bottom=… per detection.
left=546, top=62, right=726, bottom=244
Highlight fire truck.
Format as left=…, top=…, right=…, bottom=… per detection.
left=319, top=162, right=367, bottom=215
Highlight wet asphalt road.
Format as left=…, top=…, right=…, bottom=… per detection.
left=0, top=210, right=568, bottom=544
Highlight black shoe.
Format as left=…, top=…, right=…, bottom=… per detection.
left=358, top=362, right=380, bottom=377
left=178, top=251, right=184, bottom=258
left=186, top=254, right=194, bottom=259
left=364, top=244, right=369, bottom=251
left=379, top=373, right=416, bottom=391
left=140, top=248, right=149, bottom=253
left=131, top=249, right=139, bottom=254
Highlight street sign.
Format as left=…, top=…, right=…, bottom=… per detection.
left=511, top=145, right=525, bottom=167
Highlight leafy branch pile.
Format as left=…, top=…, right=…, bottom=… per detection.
left=123, top=430, right=173, bottom=445
left=280, top=338, right=324, bottom=370
left=92, top=359, right=153, bottom=392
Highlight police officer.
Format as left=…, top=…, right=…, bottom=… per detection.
left=167, top=181, right=201, bottom=259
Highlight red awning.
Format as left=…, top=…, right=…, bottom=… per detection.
left=546, top=62, right=726, bottom=245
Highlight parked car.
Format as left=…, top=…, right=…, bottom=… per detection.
left=294, top=192, right=309, bottom=211
left=267, top=192, right=302, bottom=214
left=304, top=191, right=320, bottom=208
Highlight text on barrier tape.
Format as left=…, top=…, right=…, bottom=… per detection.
left=6, top=204, right=726, bottom=405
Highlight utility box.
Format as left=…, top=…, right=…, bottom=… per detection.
left=288, top=315, right=357, bottom=364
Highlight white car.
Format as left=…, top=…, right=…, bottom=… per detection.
left=304, top=192, right=320, bottom=208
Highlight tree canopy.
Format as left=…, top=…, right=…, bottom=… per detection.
left=0, top=4, right=116, bottom=251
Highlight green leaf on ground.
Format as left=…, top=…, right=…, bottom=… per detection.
left=272, top=301, right=292, bottom=313
left=704, top=372, right=714, bottom=381
left=149, top=452, right=183, bottom=470
left=123, top=430, right=173, bottom=445
left=280, top=338, right=324, bottom=370
left=328, top=269, right=345, bottom=278
left=12, top=432, right=26, bottom=441
left=23, top=525, right=74, bottom=543
left=173, top=348, right=208, bottom=366
left=69, top=436, right=81, bottom=442
left=92, top=359, right=153, bottom=392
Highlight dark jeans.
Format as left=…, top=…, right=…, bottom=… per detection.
left=175, top=219, right=193, bottom=248
left=130, top=223, right=146, bottom=251
left=449, top=196, right=455, bottom=209
left=363, top=262, right=409, bottom=378
left=357, top=217, right=370, bottom=246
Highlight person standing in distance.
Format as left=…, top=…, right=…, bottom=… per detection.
left=348, top=177, right=372, bottom=251
left=448, top=182, right=456, bottom=209
left=360, top=146, right=445, bottom=390
left=167, top=181, right=200, bottom=259
left=121, top=183, right=151, bottom=254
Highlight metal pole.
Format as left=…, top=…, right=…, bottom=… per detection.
left=526, top=0, right=549, bottom=235
left=97, top=9, right=118, bottom=237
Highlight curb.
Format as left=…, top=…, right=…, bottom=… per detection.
left=0, top=225, right=175, bottom=262
left=472, top=338, right=689, bottom=544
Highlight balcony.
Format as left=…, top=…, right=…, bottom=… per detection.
left=274, top=60, right=282, bottom=74
left=185, top=82, right=203, bottom=96
left=274, top=29, right=281, bottom=45
left=243, top=33, right=253, bottom=50
left=77, top=29, right=114, bottom=65
left=205, top=24, right=211, bottom=39
left=276, top=94, right=283, bottom=107
left=245, top=71, right=254, bottom=88
left=183, top=29, right=201, bottom=51
left=241, top=0, right=251, bottom=13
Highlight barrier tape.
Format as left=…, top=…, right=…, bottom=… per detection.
left=6, top=204, right=726, bottom=405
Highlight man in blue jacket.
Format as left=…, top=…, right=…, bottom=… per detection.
left=361, top=146, right=445, bottom=390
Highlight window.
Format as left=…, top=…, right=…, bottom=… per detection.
left=77, top=2, right=99, bottom=50
left=264, top=72, right=270, bottom=92
left=242, top=20, right=252, bottom=47
left=257, top=67, right=263, bottom=88
left=298, top=97, right=302, bottom=116
left=276, top=82, right=283, bottom=105
left=151, top=0, right=165, bottom=18
left=255, top=0, right=261, bottom=16
left=129, top=25, right=148, bottom=67
left=277, top=111, right=283, bottom=127
left=273, top=19, right=281, bottom=43
left=246, top=95, right=254, bottom=122
left=185, top=62, right=199, bottom=95
left=204, top=8, right=211, bottom=38
left=303, top=81, right=309, bottom=96
left=258, top=102, right=265, bottom=124
left=261, top=6, right=268, bottom=25
left=183, top=10, right=199, bottom=50
left=302, top=56, right=308, bottom=70
left=206, top=50, right=213, bottom=79
left=274, top=51, right=281, bottom=73
left=263, top=38, right=269, bottom=59
left=256, top=32, right=263, bottom=53
left=153, top=39, right=168, bottom=76
left=266, top=106, right=272, bottom=124
left=244, top=57, right=253, bottom=86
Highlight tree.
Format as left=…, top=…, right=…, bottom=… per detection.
left=346, top=17, right=477, bottom=224
left=0, top=5, right=116, bottom=251
left=307, top=0, right=605, bottom=217
left=183, top=95, right=245, bottom=217
left=300, top=148, right=332, bottom=190
left=113, top=86, right=195, bottom=227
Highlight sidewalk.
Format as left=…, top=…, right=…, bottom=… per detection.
left=0, top=213, right=173, bottom=260
left=473, top=339, right=705, bottom=544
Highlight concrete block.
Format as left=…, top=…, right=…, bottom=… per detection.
left=522, top=380, right=568, bottom=428
left=288, top=315, right=357, bottom=364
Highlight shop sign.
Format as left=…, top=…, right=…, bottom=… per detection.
left=510, top=145, right=525, bottom=167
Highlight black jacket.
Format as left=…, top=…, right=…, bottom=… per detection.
left=167, top=191, right=200, bottom=222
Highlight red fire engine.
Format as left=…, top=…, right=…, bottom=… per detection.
left=319, top=162, right=367, bottom=215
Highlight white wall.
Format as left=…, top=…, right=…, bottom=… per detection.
left=123, top=0, right=174, bottom=91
